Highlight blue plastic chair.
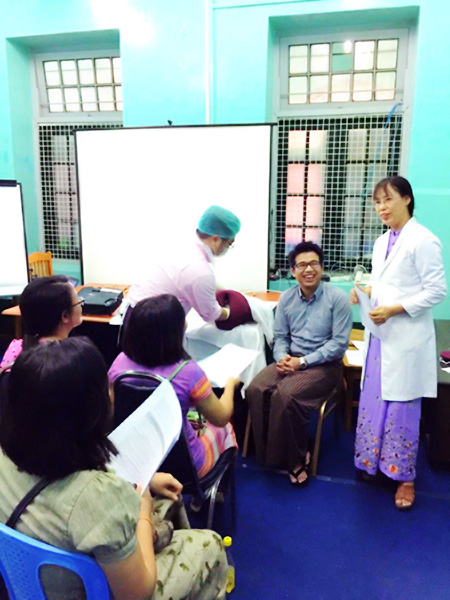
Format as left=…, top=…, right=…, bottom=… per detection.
left=0, top=522, right=111, bottom=599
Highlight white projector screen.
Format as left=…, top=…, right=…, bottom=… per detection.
left=75, top=125, right=272, bottom=291
left=0, top=182, right=29, bottom=296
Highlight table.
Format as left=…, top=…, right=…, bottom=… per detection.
left=343, top=328, right=364, bottom=431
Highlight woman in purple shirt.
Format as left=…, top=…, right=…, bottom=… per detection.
left=109, top=294, right=240, bottom=478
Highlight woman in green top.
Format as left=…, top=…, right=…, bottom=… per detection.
left=0, top=337, right=227, bottom=600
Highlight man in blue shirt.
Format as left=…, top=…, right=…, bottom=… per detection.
left=246, top=241, right=352, bottom=486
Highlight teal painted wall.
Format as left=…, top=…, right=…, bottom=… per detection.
left=212, top=0, right=450, bottom=319
left=5, top=40, right=39, bottom=252
left=1, top=0, right=449, bottom=318
left=0, top=0, right=206, bottom=277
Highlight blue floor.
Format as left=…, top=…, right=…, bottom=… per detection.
left=220, top=412, right=450, bottom=600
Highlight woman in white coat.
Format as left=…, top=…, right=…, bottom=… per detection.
left=350, top=176, right=446, bottom=510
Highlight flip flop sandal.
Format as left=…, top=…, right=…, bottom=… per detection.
left=288, top=466, right=309, bottom=487
left=288, top=452, right=311, bottom=487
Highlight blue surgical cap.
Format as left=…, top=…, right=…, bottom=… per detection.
left=198, top=205, right=241, bottom=238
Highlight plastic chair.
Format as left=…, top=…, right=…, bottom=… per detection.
left=113, top=371, right=237, bottom=531
left=0, top=522, right=111, bottom=600
left=28, top=252, right=53, bottom=278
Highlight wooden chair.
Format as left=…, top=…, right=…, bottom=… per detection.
left=309, top=379, right=343, bottom=476
left=242, top=374, right=344, bottom=477
left=28, top=252, right=53, bottom=278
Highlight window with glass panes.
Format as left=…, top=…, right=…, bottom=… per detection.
left=273, top=113, right=402, bottom=273
left=288, top=38, right=398, bottom=105
left=43, top=57, right=122, bottom=113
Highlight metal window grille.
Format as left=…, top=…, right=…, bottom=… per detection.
left=38, top=122, right=122, bottom=260
left=273, top=111, right=402, bottom=274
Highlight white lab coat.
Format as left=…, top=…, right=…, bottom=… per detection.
left=362, top=217, right=447, bottom=400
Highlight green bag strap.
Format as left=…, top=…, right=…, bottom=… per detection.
left=167, top=360, right=190, bottom=382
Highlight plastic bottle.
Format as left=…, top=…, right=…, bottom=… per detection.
left=223, top=536, right=235, bottom=593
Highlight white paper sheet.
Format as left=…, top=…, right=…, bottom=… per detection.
left=345, top=349, right=364, bottom=367
left=243, top=294, right=277, bottom=346
left=355, top=287, right=381, bottom=339
left=198, top=343, right=262, bottom=388
left=352, top=340, right=365, bottom=352
left=108, top=379, right=182, bottom=491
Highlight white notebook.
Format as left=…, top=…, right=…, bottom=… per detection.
left=198, top=343, right=261, bottom=388
left=108, top=379, right=182, bottom=491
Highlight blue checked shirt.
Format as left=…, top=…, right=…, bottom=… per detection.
left=273, top=282, right=353, bottom=365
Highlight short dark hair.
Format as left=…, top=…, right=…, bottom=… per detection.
left=288, top=241, right=324, bottom=269
left=20, top=276, right=74, bottom=350
left=373, top=176, right=415, bottom=216
left=0, top=337, right=117, bottom=479
left=123, top=294, right=186, bottom=367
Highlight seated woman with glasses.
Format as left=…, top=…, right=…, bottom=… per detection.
left=0, top=275, right=83, bottom=368
left=108, top=294, right=241, bottom=478
left=0, top=337, right=228, bottom=600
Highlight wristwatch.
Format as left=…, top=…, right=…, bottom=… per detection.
left=298, top=357, right=308, bottom=370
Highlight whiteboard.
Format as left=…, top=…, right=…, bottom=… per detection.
left=0, top=182, right=29, bottom=296
left=75, top=125, right=272, bottom=291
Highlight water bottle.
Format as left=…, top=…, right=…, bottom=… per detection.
left=223, top=536, right=235, bottom=593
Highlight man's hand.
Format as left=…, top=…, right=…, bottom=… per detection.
left=276, top=354, right=300, bottom=374
left=150, top=473, right=183, bottom=501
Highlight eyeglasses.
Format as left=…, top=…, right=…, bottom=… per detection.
left=223, top=239, right=235, bottom=250
left=293, top=260, right=321, bottom=272
left=72, top=298, right=85, bottom=308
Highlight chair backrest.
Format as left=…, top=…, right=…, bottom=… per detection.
left=28, top=252, right=53, bottom=278
left=0, top=523, right=111, bottom=600
left=0, top=368, right=11, bottom=422
left=113, top=371, right=164, bottom=428
left=159, top=427, right=203, bottom=493
left=113, top=371, right=203, bottom=495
